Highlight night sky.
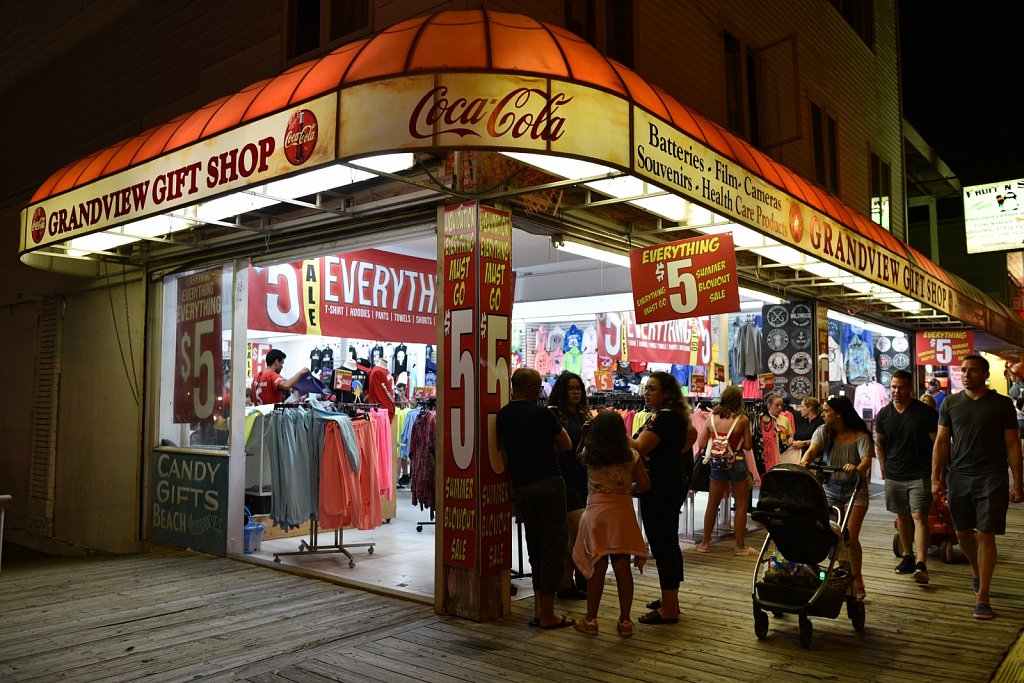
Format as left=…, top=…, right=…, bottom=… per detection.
left=899, top=6, right=1024, bottom=187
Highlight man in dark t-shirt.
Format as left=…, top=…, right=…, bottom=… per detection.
left=876, top=370, right=937, bottom=583
left=497, top=368, right=572, bottom=630
left=933, top=354, right=1023, bottom=620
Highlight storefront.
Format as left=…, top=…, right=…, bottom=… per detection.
left=19, top=9, right=1024, bottom=620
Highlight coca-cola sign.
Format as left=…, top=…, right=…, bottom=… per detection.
left=31, top=207, right=46, bottom=244
left=283, top=109, right=318, bottom=165
left=408, top=86, right=572, bottom=142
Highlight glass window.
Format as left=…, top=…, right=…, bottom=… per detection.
left=811, top=101, right=839, bottom=195
left=157, top=264, right=235, bottom=450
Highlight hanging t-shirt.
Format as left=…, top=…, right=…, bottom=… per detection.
left=563, top=324, right=583, bottom=352
left=534, top=348, right=551, bottom=375
left=370, top=344, right=385, bottom=365
left=582, top=325, right=598, bottom=354
left=320, top=346, right=334, bottom=370
left=549, top=348, right=564, bottom=376
left=563, top=346, right=583, bottom=375
left=547, top=325, right=566, bottom=353
left=310, top=348, right=322, bottom=373
left=392, top=343, right=409, bottom=377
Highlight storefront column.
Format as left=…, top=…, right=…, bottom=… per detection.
left=436, top=200, right=513, bottom=620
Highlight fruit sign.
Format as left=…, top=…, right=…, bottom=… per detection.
left=173, top=268, right=224, bottom=423
left=629, top=233, right=740, bottom=324
left=915, top=331, right=973, bottom=366
left=442, top=202, right=512, bottom=574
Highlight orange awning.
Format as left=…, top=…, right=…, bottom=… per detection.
left=23, top=8, right=1007, bottom=339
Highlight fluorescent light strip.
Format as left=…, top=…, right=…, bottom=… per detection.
left=554, top=239, right=631, bottom=268
left=827, top=309, right=906, bottom=338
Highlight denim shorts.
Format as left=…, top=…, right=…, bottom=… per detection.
left=824, top=477, right=868, bottom=508
left=709, top=457, right=749, bottom=483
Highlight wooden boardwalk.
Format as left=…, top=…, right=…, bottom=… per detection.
left=2, top=500, right=1024, bottom=682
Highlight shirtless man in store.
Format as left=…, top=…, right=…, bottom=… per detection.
left=251, top=349, right=309, bottom=405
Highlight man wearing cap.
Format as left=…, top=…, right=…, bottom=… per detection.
left=926, top=378, right=947, bottom=410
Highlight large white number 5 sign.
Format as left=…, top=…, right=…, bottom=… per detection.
left=449, top=309, right=476, bottom=470
left=667, top=258, right=698, bottom=315
left=485, top=314, right=510, bottom=475
left=934, top=339, right=952, bottom=365
left=192, top=319, right=215, bottom=419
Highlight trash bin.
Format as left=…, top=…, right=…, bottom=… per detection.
left=243, top=506, right=266, bottom=554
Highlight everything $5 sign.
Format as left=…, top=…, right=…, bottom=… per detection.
left=629, top=233, right=740, bottom=324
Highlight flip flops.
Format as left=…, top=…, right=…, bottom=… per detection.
left=646, top=599, right=661, bottom=610
left=639, top=609, right=679, bottom=625
left=536, top=615, right=575, bottom=630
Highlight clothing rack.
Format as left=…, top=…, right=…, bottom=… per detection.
left=273, top=519, right=374, bottom=568
left=416, top=508, right=435, bottom=533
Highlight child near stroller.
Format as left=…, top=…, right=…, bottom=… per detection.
left=750, top=463, right=866, bottom=649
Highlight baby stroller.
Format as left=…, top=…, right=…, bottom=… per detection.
left=750, top=463, right=865, bottom=649
left=890, top=489, right=958, bottom=563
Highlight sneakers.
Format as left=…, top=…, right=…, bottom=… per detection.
left=974, top=603, right=995, bottom=620
left=913, top=562, right=929, bottom=585
left=397, top=474, right=410, bottom=487
left=972, top=576, right=980, bottom=594
left=894, top=555, right=915, bottom=574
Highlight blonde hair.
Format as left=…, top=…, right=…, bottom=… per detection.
left=919, top=393, right=937, bottom=409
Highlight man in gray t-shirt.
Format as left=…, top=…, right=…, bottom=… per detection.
left=933, top=354, right=1023, bottom=620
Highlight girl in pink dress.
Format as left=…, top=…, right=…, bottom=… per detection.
left=572, top=411, right=651, bottom=637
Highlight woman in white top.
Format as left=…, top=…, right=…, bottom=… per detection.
left=799, top=394, right=874, bottom=600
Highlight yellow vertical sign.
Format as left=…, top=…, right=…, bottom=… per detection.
left=302, top=259, right=322, bottom=336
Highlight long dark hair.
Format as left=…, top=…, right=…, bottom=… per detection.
left=581, top=410, right=633, bottom=467
left=547, top=371, right=590, bottom=424
left=714, top=385, right=743, bottom=419
left=822, top=395, right=871, bottom=449
left=647, top=370, right=691, bottom=418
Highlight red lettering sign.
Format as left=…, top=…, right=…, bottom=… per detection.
left=629, top=233, right=740, bottom=324
left=174, top=267, right=224, bottom=423
left=247, top=249, right=437, bottom=343
left=409, top=86, right=572, bottom=141
left=915, top=330, right=973, bottom=366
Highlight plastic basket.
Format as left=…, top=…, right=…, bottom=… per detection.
left=243, top=506, right=267, bottom=554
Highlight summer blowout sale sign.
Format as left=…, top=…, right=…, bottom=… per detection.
left=629, top=234, right=740, bottom=324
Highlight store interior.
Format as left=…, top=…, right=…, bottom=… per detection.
left=234, top=223, right=956, bottom=603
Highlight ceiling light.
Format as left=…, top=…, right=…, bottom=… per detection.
left=827, top=309, right=905, bottom=338
left=738, top=286, right=784, bottom=304
left=552, top=235, right=631, bottom=268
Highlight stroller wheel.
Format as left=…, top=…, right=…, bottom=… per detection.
left=892, top=533, right=902, bottom=557
left=940, top=540, right=955, bottom=564
left=850, top=599, right=866, bottom=631
left=754, top=608, right=769, bottom=639
left=799, top=614, right=813, bottom=649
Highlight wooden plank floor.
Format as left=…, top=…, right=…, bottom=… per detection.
left=2, top=499, right=1023, bottom=682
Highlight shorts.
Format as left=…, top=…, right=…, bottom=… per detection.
left=824, top=476, right=868, bottom=508
left=1017, top=419, right=1024, bottom=440
left=884, top=478, right=932, bottom=515
left=947, top=470, right=1010, bottom=535
left=709, top=457, right=750, bottom=483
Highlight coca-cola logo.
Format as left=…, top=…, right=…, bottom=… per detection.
left=283, top=109, right=318, bottom=166
left=409, top=86, right=572, bottom=142
left=31, top=207, right=46, bottom=244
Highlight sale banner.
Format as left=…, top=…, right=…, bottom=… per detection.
left=248, top=248, right=437, bottom=343
left=248, top=342, right=271, bottom=379
left=441, top=202, right=513, bottom=581
left=174, top=267, right=224, bottom=423
left=443, top=202, right=478, bottom=571
left=629, top=233, right=740, bottom=324
left=477, top=206, right=512, bottom=575
left=915, top=330, right=973, bottom=365
left=690, top=374, right=706, bottom=394
left=596, top=311, right=712, bottom=364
